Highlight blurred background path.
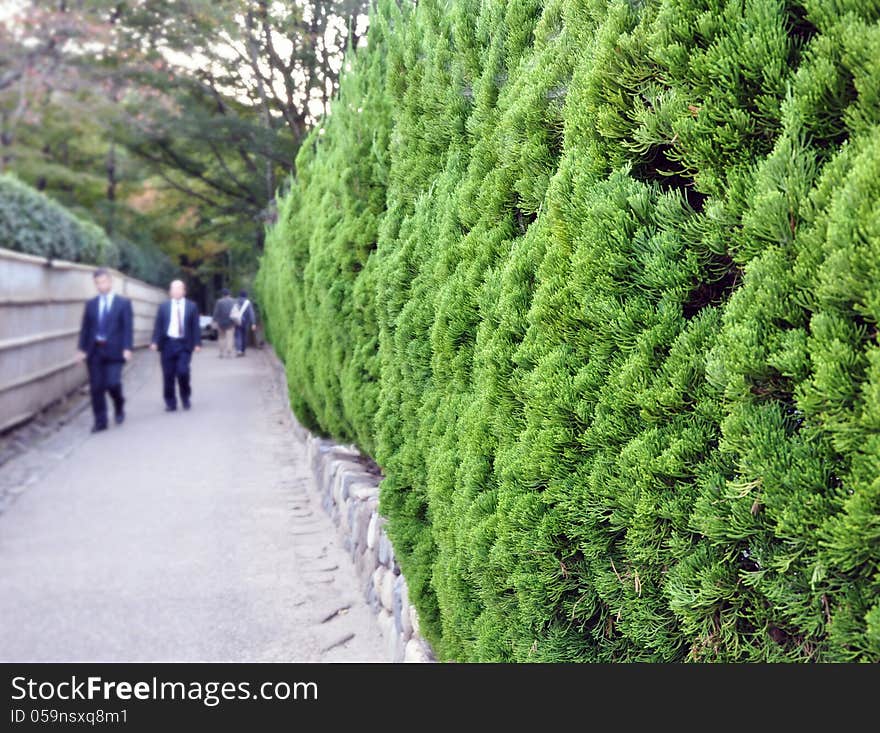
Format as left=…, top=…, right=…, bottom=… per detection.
left=0, top=342, right=385, bottom=661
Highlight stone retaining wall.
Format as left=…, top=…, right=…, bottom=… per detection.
left=304, top=438, right=435, bottom=663
left=264, top=347, right=436, bottom=663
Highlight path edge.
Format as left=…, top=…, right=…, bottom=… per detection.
left=262, top=345, right=437, bottom=663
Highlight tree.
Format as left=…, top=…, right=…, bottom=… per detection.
left=0, top=0, right=371, bottom=296
left=103, top=0, right=370, bottom=254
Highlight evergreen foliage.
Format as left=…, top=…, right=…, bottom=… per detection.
left=0, top=173, right=173, bottom=284
left=256, top=0, right=880, bottom=661
left=0, top=173, right=120, bottom=266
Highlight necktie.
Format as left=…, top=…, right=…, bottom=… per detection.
left=98, top=296, right=108, bottom=337
left=177, top=301, right=184, bottom=336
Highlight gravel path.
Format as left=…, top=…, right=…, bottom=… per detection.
left=0, top=342, right=386, bottom=661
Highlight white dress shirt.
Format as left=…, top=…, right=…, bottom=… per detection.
left=167, top=298, right=186, bottom=338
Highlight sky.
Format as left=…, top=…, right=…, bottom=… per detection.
left=0, top=0, right=24, bottom=22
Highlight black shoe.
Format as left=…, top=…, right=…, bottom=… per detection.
left=91, top=423, right=107, bottom=433
left=115, top=411, right=125, bottom=425
left=182, top=400, right=191, bottom=411
left=165, top=405, right=177, bottom=412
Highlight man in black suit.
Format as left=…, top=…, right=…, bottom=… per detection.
left=150, top=279, right=201, bottom=411
left=76, top=268, right=134, bottom=433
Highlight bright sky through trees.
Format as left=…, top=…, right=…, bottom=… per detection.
left=0, top=0, right=369, bottom=298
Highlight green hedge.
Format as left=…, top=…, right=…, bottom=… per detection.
left=256, top=0, right=880, bottom=661
left=0, top=173, right=120, bottom=265
left=0, top=173, right=173, bottom=284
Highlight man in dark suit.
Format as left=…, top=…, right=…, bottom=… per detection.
left=76, top=268, right=134, bottom=433
left=150, top=279, right=201, bottom=411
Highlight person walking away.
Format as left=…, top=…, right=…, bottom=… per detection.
left=212, top=288, right=235, bottom=358
left=149, top=279, right=201, bottom=411
left=231, top=289, right=258, bottom=357
left=75, top=268, right=134, bottom=433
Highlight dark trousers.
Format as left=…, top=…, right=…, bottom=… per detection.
left=161, top=339, right=192, bottom=408
left=234, top=325, right=247, bottom=354
left=87, top=348, right=124, bottom=427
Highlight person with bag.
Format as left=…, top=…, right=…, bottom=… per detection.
left=211, top=288, right=236, bottom=358
left=232, top=289, right=258, bottom=357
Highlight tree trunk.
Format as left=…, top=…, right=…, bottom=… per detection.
left=106, top=142, right=117, bottom=236
left=0, top=113, right=11, bottom=172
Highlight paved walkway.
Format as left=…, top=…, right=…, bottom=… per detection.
left=0, top=342, right=385, bottom=661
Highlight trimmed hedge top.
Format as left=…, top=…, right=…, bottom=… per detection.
left=0, top=173, right=120, bottom=266
left=0, top=173, right=174, bottom=284
left=257, top=0, right=880, bottom=661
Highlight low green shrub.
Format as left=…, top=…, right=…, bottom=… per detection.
left=0, top=173, right=175, bottom=285
left=0, top=173, right=120, bottom=266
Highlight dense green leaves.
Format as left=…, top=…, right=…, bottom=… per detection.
left=257, top=0, right=880, bottom=662
left=0, top=173, right=119, bottom=266
left=0, top=173, right=175, bottom=284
